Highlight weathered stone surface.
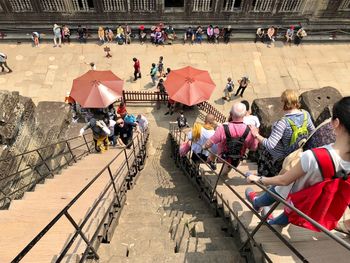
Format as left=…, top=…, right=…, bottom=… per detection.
left=251, top=97, right=284, bottom=138
left=0, top=94, right=72, bottom=207
left=299, top=86, right=342, bottom=127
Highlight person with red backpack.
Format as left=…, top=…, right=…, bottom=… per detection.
left=245, top=97, right=350, bottom=230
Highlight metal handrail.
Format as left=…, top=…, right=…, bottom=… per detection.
left=0, top=133, right=94, bottom=209
left=168, top=123, right=350, bottom=262
left=11, top=130, right=148, bottom=262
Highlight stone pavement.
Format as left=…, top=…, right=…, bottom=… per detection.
left=0, top=42, right=349, bottom=114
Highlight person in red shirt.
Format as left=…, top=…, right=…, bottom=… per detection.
left=133, top=57, right=141, bottom=81
left=117, top=102, right=127, bottom=118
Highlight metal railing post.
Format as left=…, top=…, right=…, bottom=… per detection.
left=123, top=148, right=131, bottom=178
left=36, top=150, right=55, bottom=177
left=66, top=141, right=77, bottom=163
left=82, top=134, right=91, bottom=153
left=64, top=211, right=99, bottom=260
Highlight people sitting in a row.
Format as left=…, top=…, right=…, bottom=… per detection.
left=254, top=24, right=307, bottom=46
left=184, top=25, right=232, bottom=44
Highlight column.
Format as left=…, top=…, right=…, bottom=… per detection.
left=93, top=0, right=103, bottom=13
left=30, top=0, right=42, bottom=12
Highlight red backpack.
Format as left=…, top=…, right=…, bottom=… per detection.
left=285, top=147, right=350, bottom=232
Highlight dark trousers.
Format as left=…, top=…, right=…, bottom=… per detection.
left=0, top=61, right=12, bottom=72
left=254, top=34, right=264, bottom=43
left=133, top=70, right=141, bottom=80
left=235, top=85, right=247, bottom=97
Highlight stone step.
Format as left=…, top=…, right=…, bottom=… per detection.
left=99, top=250, right=240, bottom=263
left=177, top=236, right=237, bottom=253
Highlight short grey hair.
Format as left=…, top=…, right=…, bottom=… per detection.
left=230, top=103, right=247, bottom=119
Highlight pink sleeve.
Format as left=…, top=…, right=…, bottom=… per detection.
left=209, top=125, right=224, bottom=145
left=245, top=132, right=259, bottom=151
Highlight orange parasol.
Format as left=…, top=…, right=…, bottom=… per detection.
left=164, top=66, right=216, bottom=106
left=70, top=70, right=124, bottom=108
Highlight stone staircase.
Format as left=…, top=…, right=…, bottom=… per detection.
left=0, top=144, right=140, bottom=263
left=98, top=136, right=243, bottom=263
left=197, top=160, right=350, bottom=262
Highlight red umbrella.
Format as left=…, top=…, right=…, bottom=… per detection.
left=70, top=70, right=124, bottom=108
left=164, top=66, right=216, bottom=106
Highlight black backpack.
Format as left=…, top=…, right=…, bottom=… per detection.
left=222, top=124, right=250, bottom=160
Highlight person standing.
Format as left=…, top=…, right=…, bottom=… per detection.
left=204, top=103, right=258, bottom=179
left=133, top=57, right=141, bottom=81
left=31, top=32, right=40, bottom=47
left=235, top=77, right=250, bottom=97
left=187, top=114, right=216, bottom=164
left=158, top=56, right=164, bottom=77
left=53, top=24, right=62, bottom=47
left=62, top=25, right=70, bottom=44
left=80, top=118, right=111, bottom=153
left=177, top=111, right=189, bottom=130
left=223, top=77, right=234, bottom=101
left=0, top=53, right=12, bottom=73
left=98, top=26, right=105, bottom=44
left=157, top=78, right=167, bottom=103
left=223, top=25, right=232, bottom=44
left=150, top=63, right=158, bottom=86
left=114, top=118, right=138, bottom=149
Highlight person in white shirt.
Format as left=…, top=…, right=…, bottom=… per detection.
left=187, top=114, right=217, bottom=164
left=0, top=53, right=12, bottom=73
left=136, top=114, right=148, bottom=132
left=241, top=100, right=260, bottom=128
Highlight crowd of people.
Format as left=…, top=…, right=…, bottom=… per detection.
left=79, top=102, right=148, bottom=153
left=26, top=23, right=310, bottom=47
left=181, top=89, right=350, bottom=233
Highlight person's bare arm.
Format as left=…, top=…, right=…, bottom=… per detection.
left=247, top=160, right=305, bottom=186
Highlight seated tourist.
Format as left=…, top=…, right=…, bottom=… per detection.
left=124, top=24, right=132, bottom=44
left=116, top=25, right=125, bottom=44
left=213, top=26, right=220, bottom=43
left=245, top=97, right=350, bottom=228
left=206, top=25, right=214, bottom=43
left=177, top=111, right=189, bottom=130
left=77, top=25, right=87, bottom=43
left=165, top=25, right=176, bottom=44
left=266, top=26, right=275, bottom=47
left=250, top=89, right=315, bottom=177
left=139, top=25, right=147, bottom=44
left=62, top=25, right=70, bottom=44
left=195, top=26, right=204, bottom=44
left=105, top=27, right=114, bottom=42
left=98, top=26, right=105, bottom=44
left=254, top=27, right=264, bottom=43
left=223, top=25, right=232, bottom=44
left=285, top=26, right=294, bottom=45
left=184, top=26, right=194, bottom=44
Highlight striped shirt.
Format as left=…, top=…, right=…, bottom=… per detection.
left=262, top=110, right=315, bottom=161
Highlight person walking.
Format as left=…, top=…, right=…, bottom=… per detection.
left=223, top=77, right=234, bottom=101
left=158, top=56, right=164, bottom=77
left=204, top=103, right=258, bottom=179
left=0, top=53, right=12, bottom=73
left=235, top=76, right=250, bottom=97
left=53, top=24, right=62, bottom=47
left=157, top=78, right=167, bottom=103
left=150, top=63, right=158, bottom=86
left=133, top=57, right=141, bottom=81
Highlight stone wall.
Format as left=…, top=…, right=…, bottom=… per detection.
left=0, top=0, right=349, bottom=29
left=0, top=91, right=72, bottom=206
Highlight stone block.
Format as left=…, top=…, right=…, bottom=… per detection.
left=299, top=86, right=342, bottom=127
left=251, top=97, right=284, bottom=138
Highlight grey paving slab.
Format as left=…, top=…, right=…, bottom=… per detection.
left=0, top=42, right=349, bottom=110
